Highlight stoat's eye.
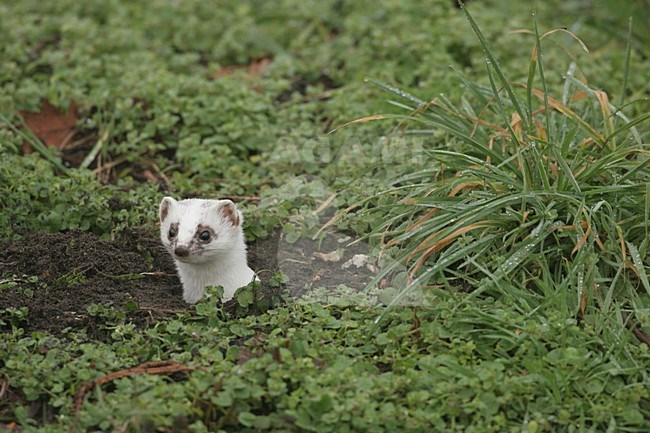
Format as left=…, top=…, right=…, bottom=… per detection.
left=168, top=227, right=177, bottom=238
left=199, top=230, right=211, bottom=241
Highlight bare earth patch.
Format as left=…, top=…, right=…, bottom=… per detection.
left=0, top=228, right=374, bottom=335
left=0, top=230, right=188, bottom=334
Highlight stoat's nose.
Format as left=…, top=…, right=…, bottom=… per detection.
left=174, top=246, right=190, bottom=257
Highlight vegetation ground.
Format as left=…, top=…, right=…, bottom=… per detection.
left=1, top=0, right=649, bottom=431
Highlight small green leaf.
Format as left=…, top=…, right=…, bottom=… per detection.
left=236, top=288, right=255, bottom=307
left=237, top=411, right=256, bottom=427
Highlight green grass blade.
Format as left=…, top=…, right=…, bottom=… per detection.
left=411, top=116, right=505, bottom=164
left=378, top=233, right=500, bottom=313
left=479, top=219, right=552, bottom=291
left=617, top=154, right=648, bottom=184
left=525, top=52, right=537, bottom=128
left=549, top=144, right=581, bottom=193
left=450, top=65, right=492, bottom=109
left=366, top=78, right=426, bottom=106
left=617, top=17, right=633, bottom=113
left=80, top=130, right=107, bottom=169
left=458, top=2, right=529, bottom=133
left=533, top=17, right=552, bottom=141
left=530, top=141, right=551, bottom=191
left=626, top=241, right=650, bottom=297
left=606, top=112, right=650, bottom=144
left=485, top=60, right=522, bottom=149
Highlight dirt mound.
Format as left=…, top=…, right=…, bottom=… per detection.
left=0, top=227, right=374, bottom=336
left=0, top=230, right=188, bottom=333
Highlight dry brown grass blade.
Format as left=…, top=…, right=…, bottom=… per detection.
left=487, top=132, right=515, bottom=161
left=386, top=208, right=442, bottom=248
left=525, top=86, right=605, bottom=143
left=578, top=137, right=596, bottom=149
left=594, top=90, right=614, bottom=138
left=512, top=27, right=589, bottom=55
left=572, top=89, right=589, bottom=102
left=579, top=286, right=588, bottom=318
left=403, top=229, right=439, bottom=257
left=408, top=223, right=489, bottom=272
left=510, top=112, right=525, bottom=140
left=571, top=215, right=591, bottom=254
left=540, top=28, right=590, bottom=53
left=315, top=193, right=338, bottom=214
left=317, top=203, right=358, bottom=237
left=469, top=94, right=503, bottom=140
left=449, top=180, right=484, bottom=197
left=533, top=118, right=548, bottom=141
left=626, top=260, right=641, bottom=277
left=456, top=109, right=506, bottom=136
left=328, top=115, right=385, bottom=134
left=406, top=208, right=440, bottom=233
left=549, top=224, right=576, bottom=231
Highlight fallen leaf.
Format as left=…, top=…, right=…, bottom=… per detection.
left=247, top=56, right=271, bottom=75
left=342, top=254, right=369, bottom=269
left=366, top=263, right=379, bottom=274
left=142, top=169, right=159, bottom=183
left=313, top=251, right=342, bottom=263
left=311, top=269, right=327, bottom=282
left=213, top=56, right=271, bottom=79
left=20, top=99, right=78, bottom=151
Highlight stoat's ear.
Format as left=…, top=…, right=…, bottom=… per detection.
left=159, top=197, right=177, bottom=223
left=219, top=199, right=241, bottom=227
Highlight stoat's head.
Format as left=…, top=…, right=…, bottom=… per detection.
left=159, top=197, right=244, bottom=264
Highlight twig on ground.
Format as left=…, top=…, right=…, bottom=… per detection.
left=621, top=311, right=650, bottom=346
left=0, top=276, right=25, bottom=285
left=139, top=271, right=174, bottom=277
left=0, top=373, right=9, bottom=400
left=92, top=269, right=174, bottom=280
left=138, top=307, right=189, bottom=314
left=73, top=360, right=202, bottom=412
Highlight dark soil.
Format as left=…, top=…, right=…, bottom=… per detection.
left=0, top=227, right=374, bottom=336
left=0, top=229, right=187, bottom=334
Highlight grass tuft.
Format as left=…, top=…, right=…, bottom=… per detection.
left=367, top=6, right=649, bottom=323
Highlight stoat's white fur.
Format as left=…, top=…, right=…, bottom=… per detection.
left=159, top=197, right=257, bottom=304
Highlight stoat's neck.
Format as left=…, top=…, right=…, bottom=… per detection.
left=175, top=245, right=255, bottom=303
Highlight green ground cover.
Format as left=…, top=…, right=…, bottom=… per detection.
left=1, top=0, right=649, bottom=431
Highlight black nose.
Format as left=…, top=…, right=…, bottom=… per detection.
left=174, top=246, right=190, bottom=257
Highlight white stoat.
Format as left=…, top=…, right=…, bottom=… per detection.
left=159, top=197, right=257, bottom=304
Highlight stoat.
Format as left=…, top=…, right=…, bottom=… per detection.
left=159, top=197, right=257, bottom=304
